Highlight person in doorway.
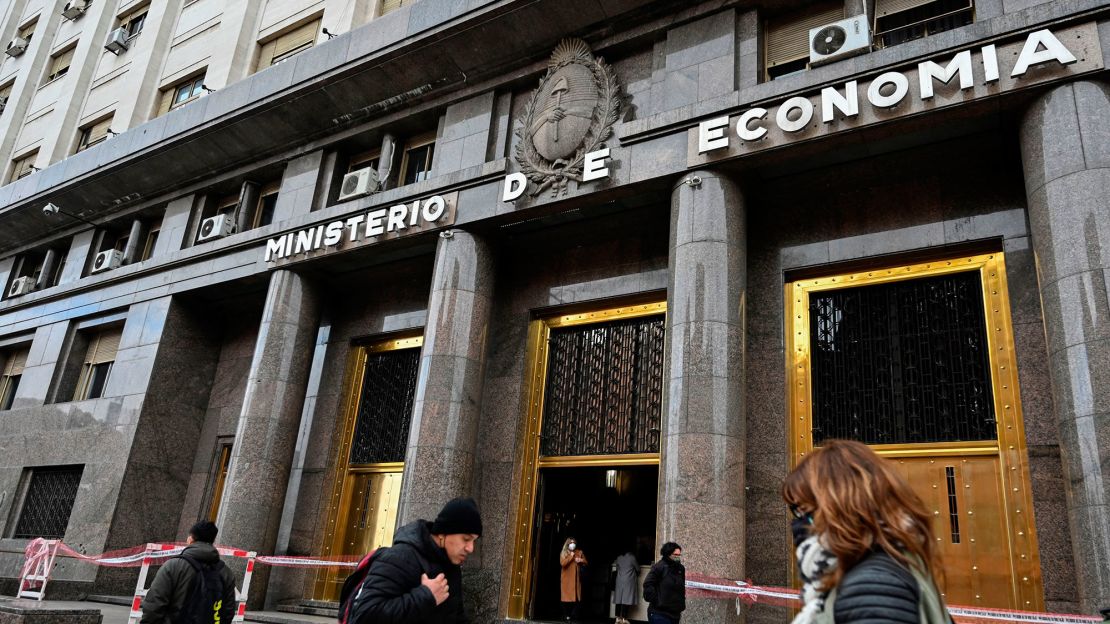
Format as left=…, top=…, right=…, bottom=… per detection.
left=782, top=439, right=954, bottom=624
left=559, top=536, right=588, bottom=621
left=613, top=546, right=639, bottom=624
left=349, top=497, right=482, bottom=624
left=140, top=521, right=237, bottom=624
left=642, top=542, right=685, bottom=623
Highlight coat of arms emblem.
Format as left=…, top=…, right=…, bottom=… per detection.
left=515, top=39, right=622, bottom=197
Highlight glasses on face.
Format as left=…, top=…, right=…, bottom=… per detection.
left=789, top=504, right=812, bottom=520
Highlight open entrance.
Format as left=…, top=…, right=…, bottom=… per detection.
left=529, top=465, right=657, bottom=622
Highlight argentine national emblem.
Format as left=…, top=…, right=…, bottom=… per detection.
left=515, top=38, right=622, bottom=197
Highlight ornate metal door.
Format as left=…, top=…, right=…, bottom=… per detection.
left=310, top=336, right=422, bottom=602
left=786, top=253, right=1043, bottom=611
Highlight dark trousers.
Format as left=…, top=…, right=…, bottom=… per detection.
left=561, top=601, right=580, bottom=620
left=648, top=611, right=679, bottom=624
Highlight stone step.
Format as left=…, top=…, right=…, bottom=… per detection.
left=275, top=601, right=339, bottom=618
left=85, top=594, right=132, bottom=606
left=245, top=611, right=336, bottom=624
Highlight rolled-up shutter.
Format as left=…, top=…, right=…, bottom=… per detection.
left=3, top=348, right=28, bottom=377
left=766, top=3, right=844, bottom=68
left=257, top=18, right=319, bottom=69
left=86, top=326, right=122, bottom=365
left=875, top=0, right=938, bottom=18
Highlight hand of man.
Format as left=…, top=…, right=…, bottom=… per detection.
left=421, top=573, right=449, bottom=605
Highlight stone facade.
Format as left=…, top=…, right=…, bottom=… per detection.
left=0, top=0, right=1105, bottom=622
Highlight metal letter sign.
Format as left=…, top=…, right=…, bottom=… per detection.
left=515, top=39, right=621, bottom=197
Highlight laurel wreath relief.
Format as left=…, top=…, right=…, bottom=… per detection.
left=514, top=39, right=622, bottom=197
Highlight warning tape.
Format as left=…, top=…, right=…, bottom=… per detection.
left=30, top=540, right=359, bottom=569
left=685, top=573, right=1103, bottom=624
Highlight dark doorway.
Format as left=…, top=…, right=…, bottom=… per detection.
left=529, top=465, right=657, bottom=622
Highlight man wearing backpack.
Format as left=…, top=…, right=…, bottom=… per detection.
left=346, top=497, right=482, bottom=624
left=140, top=521, right=238, bottom=624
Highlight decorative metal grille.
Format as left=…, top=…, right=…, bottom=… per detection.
left=349, top=348, right=420, bottom=464
left=540, top=315, right=665, bottom=456
left=13, top=466, right=83, bottom=539
left=809, top=271, right=997, bottom=445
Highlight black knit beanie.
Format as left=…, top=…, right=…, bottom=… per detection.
left=431, top=497, right=483, bottom=536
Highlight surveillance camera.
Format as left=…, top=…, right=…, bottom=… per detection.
left=42, top=203, right=60, bottom=216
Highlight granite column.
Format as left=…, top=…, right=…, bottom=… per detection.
left=1020, top=80, right=1110, bottom=613
left=398, top=229, right=494, bottom=525
left=659, top=170, right=746, bottom=622
left=217, top=269, right=320, bottom=606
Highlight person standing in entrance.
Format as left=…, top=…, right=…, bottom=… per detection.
left=559, top=537, right=588, bottom=621
left=642, top=542, right=685, bottom=624
left=348, top=497, right=481, bottom=624
left=782, top=439, right=953, bottom=623
left=613, top=546, right=639, bottom=624
left=140, top=521, right=237, bottom=624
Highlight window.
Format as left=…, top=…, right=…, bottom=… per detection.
left=764, top=3, right=843, bottom=80
left=874, top=0, right=973, bottom=49
left=0, top=82, right=12, bottom=111
left=121, top=8, right=147, bottom=38
left=252, top=181, right=280, bottom=229
left=0, top=347, right=28, bottom=410
left=347, top=150, right=380, bottom=174
left=12, top=466, right=83, bottom=539
left=73, top=326, right=121, bottom=401
left=380, top=0, right=416, bottom=15
left=10, top=151, right=38, bottom=182
left=206, top=443, right=232, bottom=522
left=45, top=47, right=74, bottom=83
left=140, top=216, right=162, bottom=261
left=17, top=20, right=36, bottom=44
left=76, top=115, right=113, bottom=152
left=255, top=18, right=319, bottom=71
left=399, top=135, right=434, bottom=186
left=156, top=73, right=206, bottom=117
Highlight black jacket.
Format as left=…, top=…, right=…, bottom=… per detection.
left=350, top=520, right=469, bottom=624
left=139, top=542, right=237, bottom=624
left=833, top=551, right=919, bottom=623
left=642, top=557, right=685, bottom=619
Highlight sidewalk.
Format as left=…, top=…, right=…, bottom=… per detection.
left=0, top=598, right=334, bottom=623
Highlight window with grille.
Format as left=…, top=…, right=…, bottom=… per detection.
left=874, top=0, right=973, bottom=49
left=764, top=2, right=843, bottom=81
left=0, top=346, right=28, bottom=410
left=540, top=315, right=665, bottom=457
left=256, top=18, right=319, bottom=71
left=12, top=466, right=83, bottom=539
left=73, top=326, right=122, bottom=401
left=349, top=347, right=420, bottom=465
left=809, top=271, right=996, bottom=445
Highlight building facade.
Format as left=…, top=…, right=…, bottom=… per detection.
left=0, top=0, right=1107, bottom=622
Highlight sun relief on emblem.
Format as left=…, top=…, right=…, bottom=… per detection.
left=515, top=39, right=622, bottom=197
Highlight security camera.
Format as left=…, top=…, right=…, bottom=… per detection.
left=42, top=203, right=61, bottom=216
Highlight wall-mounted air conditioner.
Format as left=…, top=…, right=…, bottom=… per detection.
left=337, top=167, right=380, bottom=201
left=809, top=15, right=870, bottom=66
left=91, top=249, right=123, bottom=274
left=197, top=214, right=235, bottom=243
left=104, top=28, right=129, bottom=55
left=61, top=0, right=90, bottom=20
left=7, top=276, right=34, bottom=297
left=5, top=37, right=29, bottom=58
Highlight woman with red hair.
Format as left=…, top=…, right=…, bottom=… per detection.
left=782, top=439, right=953, bottom=623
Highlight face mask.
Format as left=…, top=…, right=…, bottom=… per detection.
left=670, top=554, right=682, bottom=563
left=568, top=543, right=577, bottom=551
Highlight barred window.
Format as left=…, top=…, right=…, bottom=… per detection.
left=349, top=347, right=420, bottom=464
left=13, top=466, right=83, bottom=539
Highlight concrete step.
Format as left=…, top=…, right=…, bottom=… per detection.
left=275, top=601, right=339, bottom=618
left=245, top=610, right=336, bottom=623
left=85, top=594, right=132, bottom=606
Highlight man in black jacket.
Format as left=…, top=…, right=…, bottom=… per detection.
left=140, top=521, right=237, bottom=624
left=350, top=497, right=482, bottom=624
left=642, top=542, right=685, bottom=624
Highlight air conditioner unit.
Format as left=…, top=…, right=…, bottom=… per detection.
left=197, top=213, right=235, bottom=242
left=61, top=0, right=90, bottom=20
left=5, top=37, right=29, bottom=58
left=7, top=276, right=34, bottom=297
left=338, top=167, right=380, bottom=201
left=809, top=15, right=870, bottom=67
left=91, top=249, right=122, bottom=274
left=104, top=28, right=129, bottom=55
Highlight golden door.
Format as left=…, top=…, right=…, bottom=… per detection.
left=310, top=336, right=422, bottom=602
left=786, top=253, right=1043, bottom=612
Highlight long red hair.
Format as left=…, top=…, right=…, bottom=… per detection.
left=782, top=439, right=941, bottom=589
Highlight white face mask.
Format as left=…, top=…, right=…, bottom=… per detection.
left=568, top=543, right=577, bottom=551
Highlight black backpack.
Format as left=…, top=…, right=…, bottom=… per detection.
left=338, top=548, right=386, bottom=624
left=175, top=554, right=230, bottom=624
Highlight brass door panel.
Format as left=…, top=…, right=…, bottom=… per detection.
left=889, top=454, right=1011, bottom=607
left=314, top=470, right=403, bottom=602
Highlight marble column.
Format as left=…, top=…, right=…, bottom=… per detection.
left=217, top=269, right=320, bottom=606
left=659, top=170, right=746, bottom=622
left=397, top=229, right=494, bottom=525
left=1020, top=80, right=1110, bottom=613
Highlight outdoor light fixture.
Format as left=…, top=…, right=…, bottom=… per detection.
left=322, top=27, right=336, bottom=39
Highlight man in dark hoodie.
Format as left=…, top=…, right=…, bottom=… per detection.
left=350, top=497, right=482, bottom=624
left=140, top=521, right=238, bottom=624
